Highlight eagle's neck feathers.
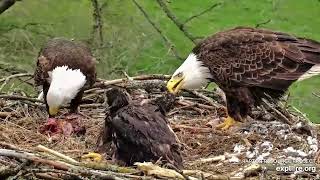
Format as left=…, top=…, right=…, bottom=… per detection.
left=173, top=53, right=212, bottom=89
left=47, top=66, right=86, bottom=107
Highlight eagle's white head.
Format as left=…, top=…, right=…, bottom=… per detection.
left=167, top=53, right=212, bottom=94
left=47, top=66, right=86, bottom=116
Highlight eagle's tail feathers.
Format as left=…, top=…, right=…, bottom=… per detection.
left=298, top=64, right=320, bottom=81
left=298, top=38, right=320, bottom=64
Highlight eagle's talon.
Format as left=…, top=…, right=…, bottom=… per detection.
left=81, top=152, right=103, bottom=162
left=216, top=116, right=236, bottom=130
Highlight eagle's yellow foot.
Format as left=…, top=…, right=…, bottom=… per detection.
left=81, top=152, right=103, bottom=162
left=216, top=116, right=236, bottom=130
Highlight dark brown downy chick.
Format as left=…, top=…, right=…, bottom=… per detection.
left=103, top=87, right=183, bottom=168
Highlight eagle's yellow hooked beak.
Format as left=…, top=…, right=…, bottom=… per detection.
left=166, top=75, right=185, bottom=94
left=49, top=106, right=59, bottom=116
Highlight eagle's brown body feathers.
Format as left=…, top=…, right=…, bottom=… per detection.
left=193, top=27, right=320, bottom=121
left=34, top=38, right=96, bottom=114
left=105, top=88, right=183, bottom=168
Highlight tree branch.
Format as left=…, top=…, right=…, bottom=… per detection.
left=90, top=0, right=104, bottom=47
left=156, top=0, right=197, bottom=44
left=0, top=0, right=19, bottom=15
left=0, top=149, right=132, bottom=180
left=183, top=2, right=222, bottom=25
left=132, top=0, right=183, bottom=60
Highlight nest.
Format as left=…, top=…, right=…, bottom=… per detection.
left=0, top=73, right=319, bottom=180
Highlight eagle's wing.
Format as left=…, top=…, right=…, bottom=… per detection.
left=111, top=104, right=182, bottom=167
left=112, top=105, right=177, bottom=145
left=198, top=27, right=320, bottom=91
left=34, top=55, right=51, bottom=86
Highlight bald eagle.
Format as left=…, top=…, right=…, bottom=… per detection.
left=104, top=88, right=183, bottom=168
left=34, top=38, right=96, bottom=117
left=167, top=27, right=320, bottom=129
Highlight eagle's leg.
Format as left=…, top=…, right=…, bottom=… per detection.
left=216, top=88, right=252, bottom=130
left=42, top=83, right=52, bottom=118
left=69, top=91, right=84, bottom=114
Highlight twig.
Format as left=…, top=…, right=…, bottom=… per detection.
left=0, top=160, right=29, bottom=178
left=0, top=73, right=33, bottom=83
left=36, top=145, right=79, bottom=164
left=0, top=73, right=33, bottom=92
left=261, top=98, right=293, bottom=125
left=156, top=0, right=196, bottom=44
left=21, top=100, right=45, bottom=107
left=0, top=94, right=104, bottom=108
left=167, top=104, right=195, bottom=116
left=83, top=90, right=105, bottom=100
left=243, top=164, right=262, bottom=177
left=80, top=103, right=104, bottom=108
left=255, top=19, right=271, bottom=28
left=291, top=105, right=310, bottom=122
left=179, top=99, right=215, bottom=110
left=165, top=163, right=190, bottom=180
left=194, top=155, right=225, bottom=165
left=96, top=74, right=171, bottom=87
left=0, top=149, right=70, bottom=170
left=27, top=168, right=85, bottom=180
left=132, top=0, right=183, bottom=60
left=182, top=170, right=226, bottom=180
left=0, top=142, right=24, bottom=151
left=172, top=124, right=217, bottom=134
left=0, top=111, right=18, bottom=118
left=176, top=100, right=205, bottom=114
left=135, top=162, right=184, bottom=179
left=183, top=3, right=222, bottom=25
left=0, top=149, right=134, bottom=180
left=0, top=94, right=42, bottom=103
left=36, top=145, right=137, bottom=174
left=84, top=87, right=102, bottom=94
left=122, top=71, right=133, bottom=81
left=189, top=90, right=223, bottom=109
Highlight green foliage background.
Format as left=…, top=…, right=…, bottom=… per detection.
left=0, top=0, right=319, bottom=122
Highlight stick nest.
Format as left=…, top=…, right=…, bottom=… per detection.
left=0, top=73, right=319, bottom=180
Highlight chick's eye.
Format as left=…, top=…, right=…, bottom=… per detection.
left=176, top=72, right=183, bottom=78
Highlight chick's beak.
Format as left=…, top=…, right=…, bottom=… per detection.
left=49, top=106, right=59, bottom=116
left=166, top=76, right=184, bottom=94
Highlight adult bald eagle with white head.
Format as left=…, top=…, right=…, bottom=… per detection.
left=34, top=38, right=96, bottom=117
left=167, top=27, right=320, bottom=130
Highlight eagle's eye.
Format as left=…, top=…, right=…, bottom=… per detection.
left=176, top=72, right=183, bottom=78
